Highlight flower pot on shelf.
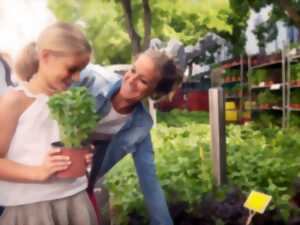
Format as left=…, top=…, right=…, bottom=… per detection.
left=291, top=80, right=300, bottom=86
left=52, top=142, right=90, bottom=178
left=290, top=103, right=300, bottom=109
left=224, top=77, right=230, bottom=83
left=259, top=103, right=271, bottom=109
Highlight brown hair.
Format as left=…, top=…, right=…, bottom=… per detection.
left=141, top=49, right=183, bottom=100
left=14, top=22, right=91, bottom=81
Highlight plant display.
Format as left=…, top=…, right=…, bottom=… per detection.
left=290, top=90, right=300, bottom=105
left=290, top=63, right=300, bottom=81
left=157, top=109, right=209, bottom=127
left=48, top=87, right=99, bottom=148
left=104, top=111, right=300, bottom=224
left=290, top=113, right=300, bottom=127
left=256, top=90, right=280, bottom=106
left=256, top=112, right=279, bottom=127
left=224, top=68, right=240, bottom=82
left=248, top=69, right=268, bottom=85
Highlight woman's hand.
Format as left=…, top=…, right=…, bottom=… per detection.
left=35, top=148, right=71, bottom=181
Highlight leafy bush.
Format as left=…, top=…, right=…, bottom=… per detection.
left=104, top=112, right=300, bottom=224
left=224, top=68, right=240, bottom=78
left=157, top=109, right=209, bottom=126
left=255, top=112, right=280, bottom=127
left=249, top=69, right=268, bottom=85
left=48, top=87, right=99, bottom=148
left=290, top=89, right=300, bottom=104
left=290, top=63, right=300, bottom=81
left=256, top=90, right=281, bottom=105
left=290, top=113, right=300, bottom=127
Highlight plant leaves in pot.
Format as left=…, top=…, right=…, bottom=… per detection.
left=48, top=87, right=99, bottom=178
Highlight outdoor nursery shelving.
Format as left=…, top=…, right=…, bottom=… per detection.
left=286, top=49, right=300, bottom=128
left=219, top=48, right=300, bottom=128
left=247, top=51, right=287, bottom=128
left=221, top=56, right=249, bottom=124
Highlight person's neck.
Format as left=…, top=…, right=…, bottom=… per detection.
left=27, top=75, right=53, bottom=96
left=111, top=92, right=136, bottom=114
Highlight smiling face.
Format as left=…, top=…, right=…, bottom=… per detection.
left=118, top=54, right=162, bottom=103
left=40, top=50, right=90, bottom=94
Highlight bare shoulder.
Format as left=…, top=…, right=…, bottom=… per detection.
left=0, top=90, right=30, bottom=116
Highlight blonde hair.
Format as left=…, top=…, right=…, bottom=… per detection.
left=15, top=22, right=91, bottom=81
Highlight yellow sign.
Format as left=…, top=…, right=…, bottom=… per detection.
left=243, top=191, right=272, bottom=214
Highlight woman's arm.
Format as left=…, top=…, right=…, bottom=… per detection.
left=0, top=91, right=70, bottom=182
left=133, top=134, right=173, bottom=225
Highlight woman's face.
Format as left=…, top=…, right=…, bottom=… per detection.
left=41, top=50, right=90, bottom=94
left=119, top=54, right=161, bottom=102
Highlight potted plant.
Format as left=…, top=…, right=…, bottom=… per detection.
left=290, top=63, right=300, bottom=86
left=290, top=90, right=300, bottom=109
left=48, top=87, right=99, bottom=178
left=256, top=90, right=280, bottom=109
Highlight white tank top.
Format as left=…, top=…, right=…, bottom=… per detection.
left=0, top=84, right=87, bottom=206
left=95, top=105, right=131, bottom=135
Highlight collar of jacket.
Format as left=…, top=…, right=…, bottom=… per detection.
left=98, top=79, right=153, bottom=152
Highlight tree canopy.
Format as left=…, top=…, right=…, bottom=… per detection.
left=48, top=0, right=231, bottom=64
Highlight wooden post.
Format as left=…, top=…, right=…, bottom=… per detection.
left=209, top=87, right=227, bottom=186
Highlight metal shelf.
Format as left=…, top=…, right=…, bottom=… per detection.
left=289, top=85, right=300, bottom=89
left=225, top=95, right=242, bottom=100
left=250, top=83, right=283, bottom=91
left=222, top=80, right=242, bottom=85
left=287, top=107, right=300, bottom=112
left=221, top=55, right=248, bottom=124
left=248, top=50, right=286, bottom=128
left=251, top=60, right=282, bottom=69
left=252, top=106, right=284, bottom=111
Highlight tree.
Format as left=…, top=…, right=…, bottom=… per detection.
left=227, top=0, right=300, bottom=52
left=120, top=0, right=151, bottom=57
left=48, top=0, right=231, bottom=64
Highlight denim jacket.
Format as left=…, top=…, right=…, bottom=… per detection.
left=77, top=64, right=173, bottom=225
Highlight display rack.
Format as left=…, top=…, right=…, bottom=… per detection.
left=286, top=50, right=300, bottom=128
left=247, top=51, right=287, bottom=128
left=221, top=56, right=249, bottom=123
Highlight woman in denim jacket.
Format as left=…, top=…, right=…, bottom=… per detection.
left=79, top=49, right=183, bottom=225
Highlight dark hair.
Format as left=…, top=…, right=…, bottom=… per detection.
left=14, top=22, right=91, bottom=81
left=142, top=49, right=183, bottom=100
left=0, top=52, right=13, bottom=86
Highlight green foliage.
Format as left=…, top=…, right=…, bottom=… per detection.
left=226, top=124, right=300, bottom=212
left=257, top=90, right=281, bottom=105
left=290, top=63, right=300, bottom=81
left=105, top=110, right=300, bottom=224
left=228, top=0, right=300, bottom=54
left=290, top=89, right=300, bottom=104
left=48, top=87, right=99, bottom=148
left=48, top=0, right=131, bottom=65
left=290, top=112, right=300, bottom=127
left=256, top=112, right=280, bottom=127
left=213, top=0, right=250, bottom=56
left=224, top=68, right=239, bottom=77
left=48, top=0, right=231, bottom=64
left=253, top=20, right=278, bottom=49
left=157, top=109, right=209, bottom=126
left=248, top=69, right=268, bottom=85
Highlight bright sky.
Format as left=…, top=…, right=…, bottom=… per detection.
left=0, top=0, right=55, bottom=59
